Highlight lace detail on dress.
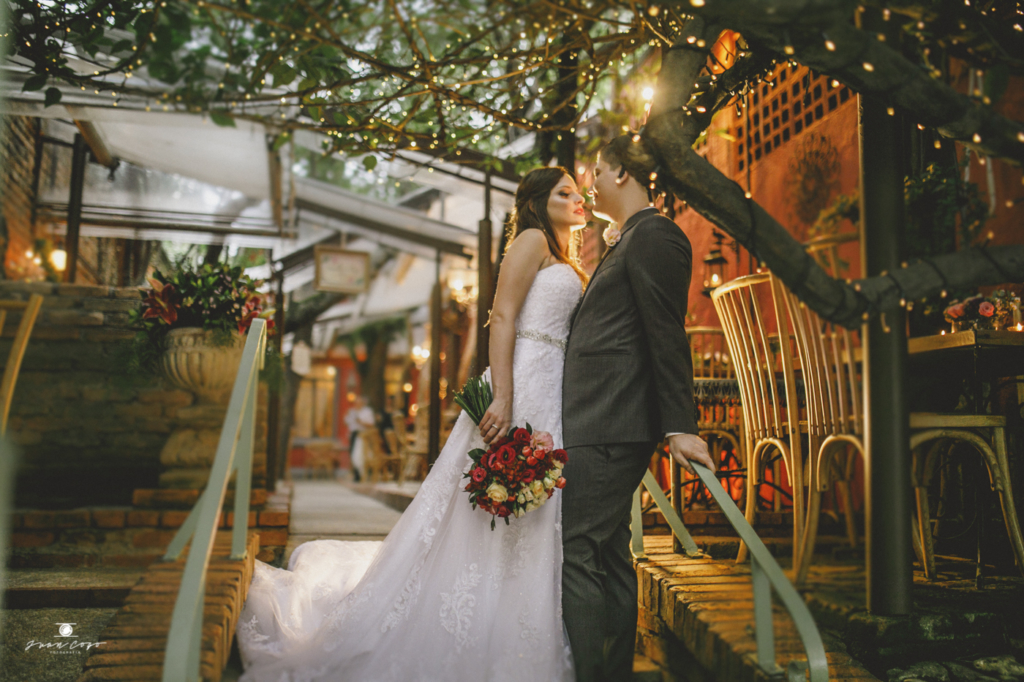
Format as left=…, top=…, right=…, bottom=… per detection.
left=381, top=564, right=422, bottom=633
left=439, top=563, right=482, bottom=652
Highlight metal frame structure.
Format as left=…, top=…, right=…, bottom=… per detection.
left=160, top=319, right=267, bottom=682
left=631, top=463, right=829, bottom=682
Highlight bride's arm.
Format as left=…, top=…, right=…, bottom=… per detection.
left=478, top=229, right=549, bottom=444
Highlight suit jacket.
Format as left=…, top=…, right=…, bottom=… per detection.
left=562, top=207, right=698, bottom=447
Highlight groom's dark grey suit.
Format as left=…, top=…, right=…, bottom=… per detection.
left=561, top=207, right=698, bottom=682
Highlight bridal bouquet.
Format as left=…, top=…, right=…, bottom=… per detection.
left=454, top=376, right=568, bottom=529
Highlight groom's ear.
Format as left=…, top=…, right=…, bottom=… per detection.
left=614, top=167, right=629, bottom=185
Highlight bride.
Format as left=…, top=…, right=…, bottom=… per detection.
left=237, top=166, right=589, bottom=681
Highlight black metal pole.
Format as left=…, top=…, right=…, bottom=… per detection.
left=65, top=134, right=88, bottom=283
left=859, top=94, right=913, bottom=615
left=428, top=252, right=443, bottom=465
left=476, top=172, right=493, bottom=373
left=265, top=267, right=286, bottom=492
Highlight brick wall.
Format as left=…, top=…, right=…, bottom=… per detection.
left=0, top=281, right=268, bottom=508
left=0, top=115, right=46, bottom=281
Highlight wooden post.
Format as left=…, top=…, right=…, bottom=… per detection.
left=65, top=134, right=87, bottom=283
left=859, top=94, right=913, bottom=615
left=476, top=172, right=493, bottom=373
left=428, top=252, right=443, bottom=464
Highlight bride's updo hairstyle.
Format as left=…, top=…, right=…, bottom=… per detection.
left=505, top=166, right=588, bottom=283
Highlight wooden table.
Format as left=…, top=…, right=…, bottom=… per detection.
left=908, top=329, right=1024, bottom=412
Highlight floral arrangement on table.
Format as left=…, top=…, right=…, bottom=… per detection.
left=454, top=376, right=567, bottom=529
left=943, top=290, right=1021, bottom=332
left=126, top=263, right=275, bottom=372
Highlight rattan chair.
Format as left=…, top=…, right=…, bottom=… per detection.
left=0, top=295, right=44, bottom=436
left=362, top=427, right=402, bottom=483
left=670, top=327, right=746, bottom=515
left=711, top=274, right=809, bottom=574
left=780, top=278, right=1024, bottom=583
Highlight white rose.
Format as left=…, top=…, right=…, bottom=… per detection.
left=531, top=480, right=545, bottom=499
left=487, top=482, right=508, bottom=504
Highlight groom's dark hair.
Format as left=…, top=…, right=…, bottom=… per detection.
left=600, top=133, right=661, bottom=196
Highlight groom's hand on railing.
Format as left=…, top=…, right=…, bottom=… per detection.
left=667, top=434, right=715, bottom=474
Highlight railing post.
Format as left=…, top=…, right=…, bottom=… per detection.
left=750, top=556, right=779, bottom=675
left=163, top=320, right=266, bottom=682
left=631, top=488, right=647, bottom=560
left=231, top=371, right=256, bottom=560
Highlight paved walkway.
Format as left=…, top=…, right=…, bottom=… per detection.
left=284, top=481, right=403, bottom=565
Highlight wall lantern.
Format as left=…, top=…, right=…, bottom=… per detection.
left=702, top=231, right=729, bottom=297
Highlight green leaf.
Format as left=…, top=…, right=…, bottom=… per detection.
left=272, top=132, right=292, bottom=152
left=307, top=105, right=322, bottom=122
left=111, top=39, right=135, bottom=54
left=209, top=110, right=236, bottom=127
left=362, top=155, right=377, bottom=171
left=22, top=75, right=48, bottom=92
left=270, top=63, right=297, bottom=87
left=43, top=87, right=62, bottom=107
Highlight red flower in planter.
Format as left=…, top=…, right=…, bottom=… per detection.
left=142, top=278, right=178, bottom=325
left=979, top=301, right=995, bottom=317
left=238, top=296, right=277, bottom=335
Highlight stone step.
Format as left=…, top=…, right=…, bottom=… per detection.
left=3, top=568, right=144, bottom=608
left=130, top=488, right=268, bottom=510
left=75, top=531, right=259, bottom=682
left=635, top=535, right=882, bottom=682
left=632, top=653, right=663, bottom=681
left=644, top=533, right=857, bottom=561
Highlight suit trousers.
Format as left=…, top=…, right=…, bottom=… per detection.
left=561, top=441, right=657, bottom=682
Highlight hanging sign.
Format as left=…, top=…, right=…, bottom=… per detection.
left=313, top=246, right=370, bottom=294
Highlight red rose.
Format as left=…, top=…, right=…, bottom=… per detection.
left=498, top=444, right=516, bottom=466
left=513, top=428, right=531, bottom=444
left=471, top=467, right=487, bottom=483
left=496, top=506, right=511, bottom=518
left=488, top=452, right=503, bottom=470
left=979, top=301, right=995, bottom=317
left=522, top=469, right=536, bottom=483
left=526, top=456, right=537, bottom=466
left=555, top=477, right=566, bottom=489
left=553, top=449, right=568, bottom=464
left=522, top=446, right=533, bottom=457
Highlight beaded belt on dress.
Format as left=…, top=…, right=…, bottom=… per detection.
left=516, top=329, right=567, bottom=351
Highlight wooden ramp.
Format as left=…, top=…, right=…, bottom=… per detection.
left=76, top=530, right=259, bottom=682
left=635, top=536, right=880, bottom=681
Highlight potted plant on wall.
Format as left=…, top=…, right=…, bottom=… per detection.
left=129, top=263, right=276, bottom=489
left=131, top=263, right=275, bottom=402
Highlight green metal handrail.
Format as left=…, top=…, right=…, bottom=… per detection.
left=162, top=319, right=266, bottom=682
left=632, top=463, right=829, bottom=682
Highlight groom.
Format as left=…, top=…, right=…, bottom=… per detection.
left=561, top=133, right=714, bottom=682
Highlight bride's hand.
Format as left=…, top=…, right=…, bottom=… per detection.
left=478, top=397, right=512, bottom=444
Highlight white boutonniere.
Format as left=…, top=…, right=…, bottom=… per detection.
left=602, top=226, right=622, bottom=248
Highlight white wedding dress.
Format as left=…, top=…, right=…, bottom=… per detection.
left=237, top=263, right=583, bottom=682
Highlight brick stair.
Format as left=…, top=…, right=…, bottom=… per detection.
left=634, top=535, right=880, bottom=681
left=9, top=487, right=290, bottom=569
left=76, top=530, right=259, bottom=682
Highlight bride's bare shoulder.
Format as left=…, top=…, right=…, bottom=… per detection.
left=504, top=229, right=549, bottom=266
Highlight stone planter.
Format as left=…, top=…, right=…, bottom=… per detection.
left=158, top=327, right=245, bottom=489
left=160, top=327, right=245, bottom=404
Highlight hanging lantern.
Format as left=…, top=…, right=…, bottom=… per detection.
left=702, top=231, right=729, bottom=297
